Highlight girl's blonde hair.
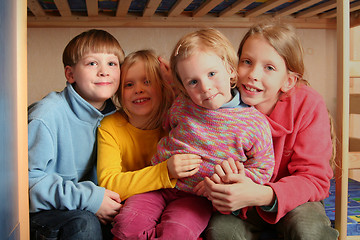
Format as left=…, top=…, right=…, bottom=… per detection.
left=63, top=29, right=125, bottom=67
left=170, top=28, right=238, bottom=95
left=116, top=49, right=175, bottom=130
left=238, top=21, right=307, bottom=86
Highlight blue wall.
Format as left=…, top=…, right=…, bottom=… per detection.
left=0, top=0, right=20, bottom=239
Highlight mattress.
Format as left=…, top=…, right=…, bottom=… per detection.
left=324, top=178, right=360, bottom=236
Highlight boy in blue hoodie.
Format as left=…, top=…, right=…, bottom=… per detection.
left=28, top=29, right=124, bottom=240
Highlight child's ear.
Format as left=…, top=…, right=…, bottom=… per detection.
left=65, top=66, right=75, bottom=84
left=281, top=72, right=297, bottom=93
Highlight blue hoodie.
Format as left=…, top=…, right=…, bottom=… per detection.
left=28, top=83, right=116, bottom=213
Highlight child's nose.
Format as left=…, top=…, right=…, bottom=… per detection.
left=99, top=65, right=110, bottom=77
left=199, top=81, right=211, bottom=93
left=248, top=66, right=261, bottom=81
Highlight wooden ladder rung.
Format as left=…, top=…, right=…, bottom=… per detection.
left=350, top=61, right=360, bottom=78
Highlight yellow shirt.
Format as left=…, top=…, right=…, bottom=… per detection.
left=97, top=112, right=176, bottom=201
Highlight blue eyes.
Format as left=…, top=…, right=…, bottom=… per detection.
left=189, top=80, right=198, bottom=86
left=241, top=59, right=275, bottom=71
left=208, top=72, right=216, bottom=77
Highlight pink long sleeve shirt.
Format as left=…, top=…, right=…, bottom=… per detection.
left=256, top=85, right=334, bottom=224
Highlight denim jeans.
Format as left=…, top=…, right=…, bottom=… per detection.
left=204, top=201, right=339, bottom=240
left=30, top=209, right=109, bottom=240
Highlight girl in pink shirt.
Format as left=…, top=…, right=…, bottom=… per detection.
left=201, top=22, right=339, bottom=240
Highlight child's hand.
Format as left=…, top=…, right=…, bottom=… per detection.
left=96, top=189, right=122, bottom=225
left=167, top=154, right=202, bottom=179
left=158, top=56, right=179, bottom=95
left=214, top=158, right=246, bottom=184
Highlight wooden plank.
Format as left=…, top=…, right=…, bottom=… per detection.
left=350, top=60, right=360, bottom=78
left=116, top=0, right=132, bottom=17
left=143, top=0, right=162, bottom=17
left=245, top=0, right=288, bottom=18
left=275, top=0, right=321, bottom=17
left=192, top=0, right=223, bottom=17
left=16, top=1, right=30, bottom=239
left=27, top=15, right=336, bottom=28
left=219, top=0, right=254, bottom=18
left=335, top=1, right=350, bottom=239
left=168, top=0, right=193, bottom=17
left=86, top=0, right=98, bottom=17
left=27, top=0, right=46, bottom=17
left=295, top=0, right=336, bottom=18
left=320, top=1, right=360, bottom=19
left=54, top=0, right=72, bottom=17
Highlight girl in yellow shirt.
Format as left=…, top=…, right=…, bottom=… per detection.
left=96, top=49, right=202, bottom=222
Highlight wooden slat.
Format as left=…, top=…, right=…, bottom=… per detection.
left=193, top=0, right=223, bottom=17
left=349, top=151, right=360, bottom=168
left=143, top=0, right=162, bottom=17
left=320, top=1, right=360, bottom=19
left=27, top=0, right=46, bottom=17
left=350, top=60, right=360, bottom=78
left=335, top=0, right=350, bottom=239
left=116, top=0, right=132, bottom=17
left=350, top=94, right=360, bottom=114
left=86, top=0, right=98, bottom=17
left=54, top=0, right=72, bottom=17
left=245, top=0, right=288, bottom=18
left=295, top=0, right=336, bottom=18
left=275, top=0, right=321, bottom=17
left=168, top=0, right=193, bottom=17
left=27, top=15, right=336, bottom=28
left=219, top=0, right=254, bottom=18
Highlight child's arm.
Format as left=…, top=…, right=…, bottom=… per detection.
left=28, top=120, right=105, bottom=214
left=241, top=109, right=275, bottom=184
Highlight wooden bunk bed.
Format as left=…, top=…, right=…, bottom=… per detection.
left=27, top=0, right=360, bottom=239
left=336, top=1, right=360, bottom=239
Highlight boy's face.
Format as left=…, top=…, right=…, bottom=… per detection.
left=177, top=51, right=235, bottom=110
left=65, top=52, right=120, bottom=110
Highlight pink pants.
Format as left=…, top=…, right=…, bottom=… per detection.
left=111, top=188, right=212, bottom=240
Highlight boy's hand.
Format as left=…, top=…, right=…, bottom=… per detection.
left=95, top=189, right=121, bottom=225
left=167, top=154, right=202, bottom=179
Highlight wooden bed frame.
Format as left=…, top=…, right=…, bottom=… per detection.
left=26, top=0, right=360, bottom=239
left=336, top=1, right=360, bottom=239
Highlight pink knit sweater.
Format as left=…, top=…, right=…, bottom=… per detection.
left=151, top=94, right=275, bottom=193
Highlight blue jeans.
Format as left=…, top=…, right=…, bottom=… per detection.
left=30, top=210, right=110, bottom=240
left=204, top=201, right=339, bottom=240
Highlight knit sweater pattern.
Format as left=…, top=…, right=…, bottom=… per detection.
left=152, top=94, right=274, bottom=193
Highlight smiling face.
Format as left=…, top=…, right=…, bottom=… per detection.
left=65, top=52, right=120, bottom=110
left=177, top=51, right=235, bottom=110
left=237, top=35, right=295, bottom=115
left=121, top=60, right=161, bottom=128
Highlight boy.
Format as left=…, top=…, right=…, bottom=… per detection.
left=28, top=29, right=124, bottom=239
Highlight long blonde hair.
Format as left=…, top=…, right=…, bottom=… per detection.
left=116, top=50, right=175, bottom=130
left=239, top=21, right=336, bottom=171
left=170, top=28, right=238, bottom=95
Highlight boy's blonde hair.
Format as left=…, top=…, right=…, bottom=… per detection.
left=170, top=28, right=238, bottom=95
left=238, top=21, right=307, bottom=86
left=117, top=50, right=175, bottom=130
left=62, top=29, right=125, bottom=67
